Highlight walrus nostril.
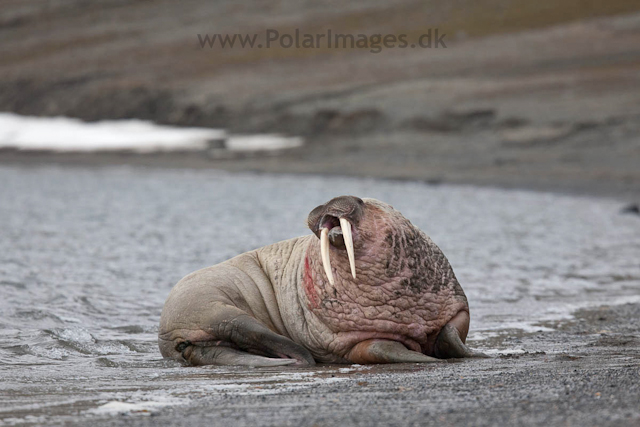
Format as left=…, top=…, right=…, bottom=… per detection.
left=318, top=214, right=341, bottom=232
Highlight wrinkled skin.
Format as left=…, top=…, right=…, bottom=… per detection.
left=159, top=196, right=485, bottom=366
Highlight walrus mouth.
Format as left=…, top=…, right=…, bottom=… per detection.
left=320, top=217, right=356, bottom=285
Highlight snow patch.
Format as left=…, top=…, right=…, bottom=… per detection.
left=226, top=134, right=303, bottom=151
left=0, top=113, right=302, bottom=153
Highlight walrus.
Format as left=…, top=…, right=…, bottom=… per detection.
left=159, top=196, right=486, bottom=366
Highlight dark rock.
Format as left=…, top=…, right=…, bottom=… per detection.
left=405, top=108, right=497, bottom=132
left=621, top=204, right=640, bottom=215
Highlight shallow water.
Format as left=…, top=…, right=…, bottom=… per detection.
left=1, top=165, right=639, bottom=424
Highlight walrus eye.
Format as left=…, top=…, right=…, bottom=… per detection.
left=319, top=217, right=357, bottom=285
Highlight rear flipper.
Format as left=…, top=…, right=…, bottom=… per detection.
left=434, top=311, right=489, bottom=359
left=175, top=304, right=316, bottom=367
left=182, top=345, right=298, bottom=367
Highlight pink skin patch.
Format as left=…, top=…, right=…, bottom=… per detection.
left=303, top=251, right=320, bottom=309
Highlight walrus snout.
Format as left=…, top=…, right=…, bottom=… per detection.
left=307, top=196, right=364, bottom=285
left=306, top=195, right=365, bottom=237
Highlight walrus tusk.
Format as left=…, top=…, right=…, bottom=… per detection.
left=339, top=218, right=356, bottom=279
left=320, top=227, right=335, bottom=285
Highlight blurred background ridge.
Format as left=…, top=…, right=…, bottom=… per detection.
left=1, top=0, right=640, bottom=197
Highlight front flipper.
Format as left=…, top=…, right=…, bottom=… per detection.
left=177, top=304, right=316, bottom=367
left=347, top=339, right=440, bottom=364
left=434, top=324, right=490, bottom=359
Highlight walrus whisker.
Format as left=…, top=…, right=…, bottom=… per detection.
left=320, top=227, right=335, bottom=285
left=339, top=218, right=356, bottom=279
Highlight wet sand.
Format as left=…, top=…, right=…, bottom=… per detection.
left=92, top=304, right=640, bottom=427
left=0, top=166, right=638, bottom=427
left=5, top=303, right=640, bottom=427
